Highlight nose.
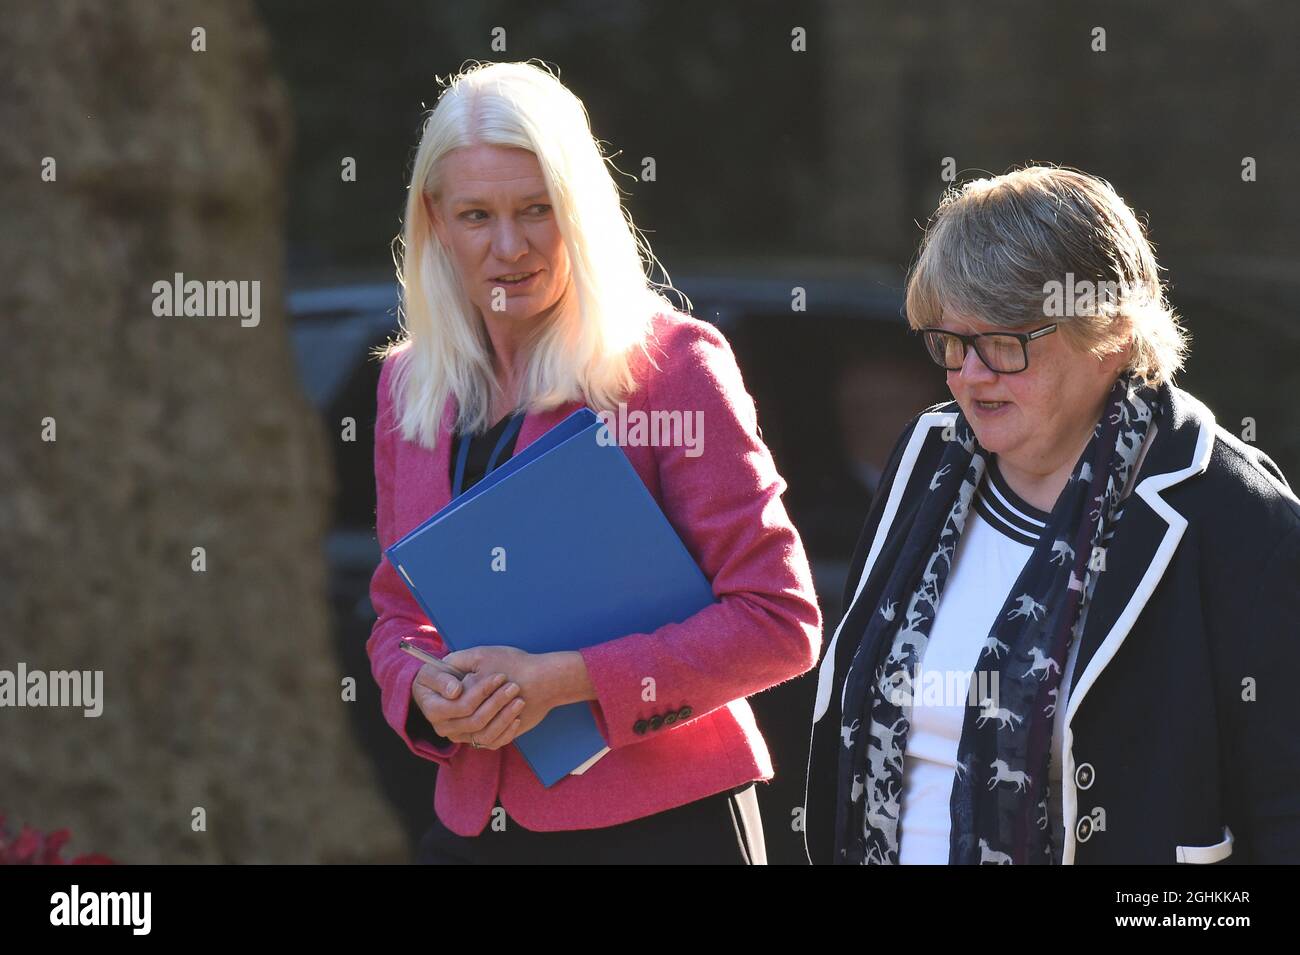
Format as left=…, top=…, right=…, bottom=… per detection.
left=490, top=218, right=528, bottom=263
left=956, top=341, right=998, bottom=384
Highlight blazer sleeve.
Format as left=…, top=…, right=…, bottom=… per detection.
left=365, top=355, right=462, bottom=766
left=577, top=318, right=823, bottom=750
left=1224, top=520, right=1300, bottom=862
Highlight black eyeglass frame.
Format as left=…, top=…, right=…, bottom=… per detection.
left=918, top=323, right=1059, bottom=374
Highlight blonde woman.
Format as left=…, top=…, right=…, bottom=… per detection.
left=806, top=166, right=1300, bottom=864
left=367, top=61, right=821, bottom=864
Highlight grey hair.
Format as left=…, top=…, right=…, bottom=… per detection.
left=904, top=165, right=1189, bottom=385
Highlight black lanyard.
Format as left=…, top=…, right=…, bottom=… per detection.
left=451, top=412, right=525, bottom=498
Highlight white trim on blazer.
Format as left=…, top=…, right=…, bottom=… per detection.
left=812, top=411, right=957, bottom=725
left=1060, top=392, right=1216, bottom=863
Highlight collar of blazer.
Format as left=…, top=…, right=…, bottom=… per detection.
left=812, top=386, right=1215, bottom=863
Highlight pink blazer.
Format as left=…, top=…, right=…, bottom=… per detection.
left=367, top=309, right=822, bottom=836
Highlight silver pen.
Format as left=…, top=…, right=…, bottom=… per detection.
left=399, top=639, right=468, bottom=681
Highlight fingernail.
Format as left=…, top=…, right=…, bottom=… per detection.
left=513, top=699, right=525, bottom=710
left=506, top=683, right=519, bottom=693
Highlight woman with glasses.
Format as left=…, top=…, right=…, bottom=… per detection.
left=804, top=165, right=1300, bottom=864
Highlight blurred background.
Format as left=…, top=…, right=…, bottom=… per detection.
left=2, top=0, right=1296, bottom=863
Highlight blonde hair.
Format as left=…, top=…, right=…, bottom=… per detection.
left=905, top=165, right=1189, bottom=385
left=377, top=60, right=676, bottom=449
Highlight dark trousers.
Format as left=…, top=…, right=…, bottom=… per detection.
left=415, top=783, right=767, bottom=864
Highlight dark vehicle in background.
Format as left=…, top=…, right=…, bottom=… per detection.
left=288, top=267, right=946, bottom=864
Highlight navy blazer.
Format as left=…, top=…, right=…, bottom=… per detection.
left=805, top=385, right=1300, bottom=864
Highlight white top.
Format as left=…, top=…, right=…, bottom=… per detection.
left=897, top=463, right=1082, bottom=864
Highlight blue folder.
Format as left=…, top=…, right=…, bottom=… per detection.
left=385, top=408, right=717, bottom=787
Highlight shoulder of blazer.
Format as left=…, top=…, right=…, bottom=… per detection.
left=637, top=309, right=733, bottom=388
left=375, top=344, right=417, bottom=426
left=633, top=310, right=766, bottom=458
left=1130, top=384, right=1299, bottom=559
left=1198, top=417, right=1300, bottom=528
left=1155, top=387, right=1300, bottom=636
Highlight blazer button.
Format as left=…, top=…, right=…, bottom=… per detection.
left=633, top=719, right=649, bottom=735
left=1075, top=762, right=1095, bottom=790
left=649, top=714, right=664, bottom=731
left=678, top=706, right=693, bottom=719
left=1076, top=815, right=1094, bottom=843
left=663, top=711, right=678, bottom=725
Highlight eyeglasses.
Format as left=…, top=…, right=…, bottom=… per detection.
left=919, top=323, right=1058, bottom=374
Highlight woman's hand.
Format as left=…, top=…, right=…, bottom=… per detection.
left=442, top=646, right=595, bottom=739
left=411, top=665, right=526, bottom=750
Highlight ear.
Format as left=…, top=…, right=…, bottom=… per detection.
left=1097, top=319, right=1135, bottom=376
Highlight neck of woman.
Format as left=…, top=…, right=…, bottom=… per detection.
left=481, top=316, right=531, bottom=423
left=996, top=415, right=1101, bottom=513
left=996, top=454, right=1078, bottom=514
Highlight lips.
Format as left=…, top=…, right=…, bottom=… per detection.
left=970, top=399, right=1013, bottom=417
left=491, top=270, right=538, bottom=284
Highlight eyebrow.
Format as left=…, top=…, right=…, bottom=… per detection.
left=450, top=192, right=550, bottom=206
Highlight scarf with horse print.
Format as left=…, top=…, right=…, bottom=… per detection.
left=834, top=374, right=1163, bottom=864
